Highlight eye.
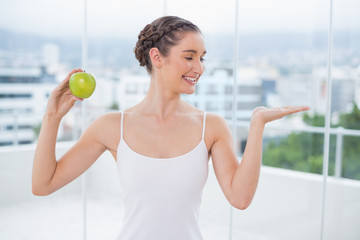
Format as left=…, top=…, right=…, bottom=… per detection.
left=185, top=57, right=193, bottom=60
left=200, top=57, right=206, bottom=62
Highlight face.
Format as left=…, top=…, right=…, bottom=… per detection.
left=159, top=31, right=206, bottom=95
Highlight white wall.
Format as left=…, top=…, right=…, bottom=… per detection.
left=1, top=144, right=359, bottom=239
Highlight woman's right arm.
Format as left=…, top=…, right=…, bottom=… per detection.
left=32, top=68, right=107, bottom=196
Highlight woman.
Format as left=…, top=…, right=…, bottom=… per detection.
left=32, top=16, right=309, bottom=239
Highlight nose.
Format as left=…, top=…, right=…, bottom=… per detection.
left=193, top=59, right=205, bottom=75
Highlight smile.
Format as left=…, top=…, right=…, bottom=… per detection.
left=183, top=76, right=198, bottom=84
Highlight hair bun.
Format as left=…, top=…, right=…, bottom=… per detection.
left=134, top=16, right=200, bottom=73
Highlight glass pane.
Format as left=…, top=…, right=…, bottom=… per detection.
left=232, top=0, right=329, bottom=239
left=166, top=0, right=236, bottom=238
left=330, top=0, right=360, bottom=181
left=169, top=0, right=237, bottom=120
left=0, top=0, right=83, bottom=239
left=324, top=0, right=360, bottom=239
left=86, top=0, right=164, bottom=113
left=0, top=1, right=83, bottom=145
left=85, top=0, right=164, bottom=239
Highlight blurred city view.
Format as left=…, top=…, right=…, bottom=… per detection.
left=1, top=0, right=360, bottom=239
left=1, top=28, right=360, bottom=180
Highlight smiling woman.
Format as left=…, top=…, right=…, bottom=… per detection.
left=2, top=0, right=360, bottom=239
left=31, top=15, right=309, bottom=240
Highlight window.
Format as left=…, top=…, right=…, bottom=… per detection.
left=205, top=102, right=218, bottom=111
left=224, top=101, right=232, bottom=111
left=224, top=85, right=233, bottom=94
left=1, top=0, right=359, bottom=240
left=0, top=93, right=32, bottom=98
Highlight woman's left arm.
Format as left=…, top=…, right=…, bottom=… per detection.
left=210, top=106, right=310, bottom=210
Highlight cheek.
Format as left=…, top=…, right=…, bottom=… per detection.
left=186, top=61, right=194, bottom=70
left=201, top=63, right=205, bottom=72
left=175, top=61, right=191, bottom=73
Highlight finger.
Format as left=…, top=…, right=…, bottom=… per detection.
left=58, top=68, right=84, bottom=88
left=64, top=88, right=84, bottom=102
left=64, top=92, right=83, bottom=108
left=51, top=69, right=83, bottom=99
left=301, top=106, right=310, bottom=111
left=63, top=87, right=83, bottom=101
left=290, top=105, right=310, bottom=112
left=71, top=94, right=83, bottom=102
left=70, top=96, right=83, bottom=105
left=63, top=68, right=79, bottom=83
left=283, top=106, right=310, bottom=115
left=62, top=84, right=84, bottom=101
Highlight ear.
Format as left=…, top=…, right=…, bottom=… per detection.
left=149, top=47, right=163, bottom=69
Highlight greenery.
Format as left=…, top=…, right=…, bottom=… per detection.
left=32, top=122, right=42, bottom=139
left=263, top=103, right=360, bottom=180
left=109, top=101, right=119, bottom=110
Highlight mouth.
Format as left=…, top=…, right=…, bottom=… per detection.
left=182, top=75, right=198, bottom=85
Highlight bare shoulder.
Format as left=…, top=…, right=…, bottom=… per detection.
left=205, top=112, right=232, bottom=146
left=92, top=111, right=122, bottom=125
left=182, top=101, right=204, bottom=116
left=83, top=111, right=122, bottom=152
left=206, top=112, right=230, bottom=133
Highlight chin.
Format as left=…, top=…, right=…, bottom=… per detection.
left=182, top=88, right=196, bottom=95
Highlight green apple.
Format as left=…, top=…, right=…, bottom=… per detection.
left=69, top=72, right=96, bottom=99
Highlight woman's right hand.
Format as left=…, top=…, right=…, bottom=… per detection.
left=46, top=68, right=84, bottom=119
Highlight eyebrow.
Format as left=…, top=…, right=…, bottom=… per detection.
left=182, top=50, right=207, bottom=55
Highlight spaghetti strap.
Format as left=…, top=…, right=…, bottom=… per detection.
left=202, top=112, right=206, bottom=140
left=120, top=111, right=124, bottom=140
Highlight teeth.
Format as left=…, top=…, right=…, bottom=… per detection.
left=183, top=76, right=197, bottom=82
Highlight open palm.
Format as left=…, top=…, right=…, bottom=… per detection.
left=252, top=106, right=310, bottom=124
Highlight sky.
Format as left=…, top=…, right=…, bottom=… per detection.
left=0, top=0, right=359, bottom=38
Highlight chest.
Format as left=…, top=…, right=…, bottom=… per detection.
left=123, top=115, right=204, bottom=159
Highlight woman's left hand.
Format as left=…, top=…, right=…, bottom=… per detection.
left=251, top=105, right=310, bottom=125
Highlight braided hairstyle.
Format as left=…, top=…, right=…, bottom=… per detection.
left=134, top=16, right=201, bottom=73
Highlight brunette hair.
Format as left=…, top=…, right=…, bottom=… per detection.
left=134, top=16, right=201, bottom=73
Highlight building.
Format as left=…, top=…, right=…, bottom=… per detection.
left=117, top=69, right=150, bottom=111
left=41, top=43, right=60, bottom=73
left=0, top=67, right=56, bottom=146
left=312, top=67, right=359, bottom=115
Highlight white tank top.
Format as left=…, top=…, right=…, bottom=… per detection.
left=116, top=112, right=209, bottom=240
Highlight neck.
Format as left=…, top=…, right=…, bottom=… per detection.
left=138, top=75, right=183, bottom=119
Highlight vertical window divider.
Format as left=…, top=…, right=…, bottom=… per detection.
left=81, top=0, right=88, bottom=239
left=320, top=0, right=334, bottom=239
left=163, top=0, right=167, bottom=16
left=230, top=0, right=240, bottom=239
